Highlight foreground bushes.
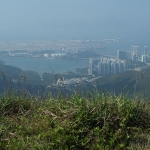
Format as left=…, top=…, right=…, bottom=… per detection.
left=0, top=92, right=150, bottom=149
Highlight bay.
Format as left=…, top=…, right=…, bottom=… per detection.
left=0, top=57, right=88, bottom=75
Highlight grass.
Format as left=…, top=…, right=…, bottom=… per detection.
left=0, top=92, right=150, bottom=149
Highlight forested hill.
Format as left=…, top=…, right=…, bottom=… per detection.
left=0, top=62, right=42, bottom=93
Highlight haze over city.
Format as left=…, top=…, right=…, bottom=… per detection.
left=1, top=1, right=150, bottom=149
left=0, top=0, right=150, bottom=41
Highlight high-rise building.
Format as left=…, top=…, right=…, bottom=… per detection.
left=131, top=46, right=139, bottom=57
left=111, top=62, right=116, bottom=74
left=132, top=53, right=136, bottom=61
left=117, top=50, right=129, bottom=60
left=141, top=55, right=147, bottom=63
left=122, top=61, right=126, bottom=72
left=88, top=58, right=93, bottom=75
left=107, top=60, right=112, bottom=74
left=118, top=61, right=122, bottom=73
left=98, top=62, right=103, bottom=75
left=98, top=58, right=126, bottom=76
left=131, top=45, right=134, bottom=53
left=117, top=60, right=126, bottom=73
left=104, top=62, right=109, bottom=75
left=144, top=46, right=147, bottom=55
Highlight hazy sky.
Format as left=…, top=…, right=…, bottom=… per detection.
left=0, top=0, right=150, bottom=41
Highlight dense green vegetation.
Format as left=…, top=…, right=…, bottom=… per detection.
left=0, top=93, right=150, bottom=149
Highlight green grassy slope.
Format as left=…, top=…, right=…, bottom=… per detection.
left=0, top=93, right=150, bottom=149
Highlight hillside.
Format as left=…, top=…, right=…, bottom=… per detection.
left=0, top=93, right=150, bottom=149
left=0, top=62, right=43, bottom=94
left=95, top=66, right=150, bottom=97
left=0, top=61, right=150, bottom=149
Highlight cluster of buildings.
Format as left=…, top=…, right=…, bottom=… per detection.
left=141, top=46, right=149, bottom=63
left=89, top=45, right=149, bottom=76
left=130, top=45, right=149, bottom=63
left=98, top=58, right=126, bottom=75
left=117, top=46, right=149, bottom=63
left=88, top=58, right=126, bottom=76
left=117, top=46, right=149, bottom=62
left=56, top=77, right=87, bottom=85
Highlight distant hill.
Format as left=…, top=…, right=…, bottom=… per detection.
left=0, top=61, right=42, bottom=93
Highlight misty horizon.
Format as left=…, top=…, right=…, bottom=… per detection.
left=0, top=1, right=150, bottom=41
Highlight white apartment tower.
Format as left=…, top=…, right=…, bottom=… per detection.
left=111, top=62, right=116, bottom=74
left=98, top=57, right=126, bottom=75
left=131, top=46, right=139, bottom=57
left=141, top=55, right=147, bottom=63
left=88, top=58, right=93, bottom=75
